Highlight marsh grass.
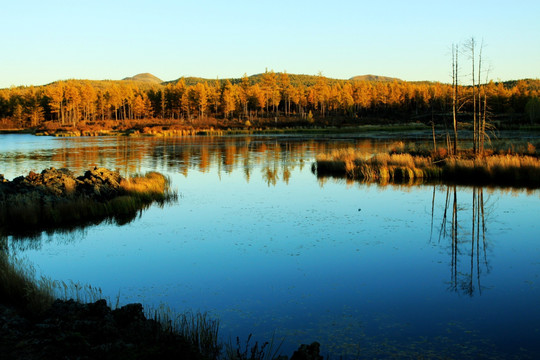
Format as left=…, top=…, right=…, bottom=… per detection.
left=226, top=333, right=284, bottom=360
left=316, top=150, right=439, bottom=185
left=0, top=251, right=55, bottom=316
left=0, top=249, right=122, bottom=316
left=315, top=149, right=540, bottom=188
left=151, top=307, right=222, bottom=359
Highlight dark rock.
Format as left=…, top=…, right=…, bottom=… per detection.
left=0, top=167, right=127, bottom=203
left=0, top=299, right=202, bottom=360
left=112, top=303, right=145, bottom=326
left=290, top=342, right=323, bottom=360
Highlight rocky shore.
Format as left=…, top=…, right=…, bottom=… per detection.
left=1, top=167, right=127, bottom=201
left=0, top=299, right=323, bottom=360
left=0, top=300, right=203, bottom=360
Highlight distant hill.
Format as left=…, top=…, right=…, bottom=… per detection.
left=500, top=78, right=540, bottom=90
left=349, top=74, right=401, bottom=82
left=122, top=73, right=163, bottom=84
left=169, top=73, right=352, bottom=87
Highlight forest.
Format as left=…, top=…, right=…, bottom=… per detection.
left=0, top=71, right=539, bottom=131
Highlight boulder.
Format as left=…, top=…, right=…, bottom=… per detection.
left=290, top=342, right=323, bottom=360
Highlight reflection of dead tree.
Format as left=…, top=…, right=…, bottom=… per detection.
left=437, top=187, right=451, bottom=242
left=437, top=185, right=491, bottom=296
left=451, top=186, right=458, bottom=292
left=429, top=186, right=436, bottom=242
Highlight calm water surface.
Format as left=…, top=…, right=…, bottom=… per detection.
left=1, top=134, right=539, bottom=359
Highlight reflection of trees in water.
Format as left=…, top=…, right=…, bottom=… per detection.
left=433, top=185, right=492, bottom=296
left=1, top=208, right=145, bottom=252
left=1, top=136, right=391, bottom=186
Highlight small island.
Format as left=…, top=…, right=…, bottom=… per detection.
left=0, top=167, right=176, bottom=237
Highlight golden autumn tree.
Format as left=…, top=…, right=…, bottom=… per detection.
left=341, top=83, right=354, bottom=115
left=188, top=82, right=208, bottom=119
left=24, top=86, right=44, bottom=126
left=279, top=72, right=294, bottom=116
left=207, top=80, right=221, bottom=116
left=261, top=70, right=280, bottom=114
left=64, top=81, right=82, bottom=125
left=249, top=84, right=265, bottom=117
left=80, top=81, right=97, bottom=121
left=45, top=81, right=65, bottom=124
left=221, top=80, right=236, bottom=119
left=239, top=74, right=250, bottom=119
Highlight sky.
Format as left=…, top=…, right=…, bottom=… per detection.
left=1, top=0, right=539, bottom=88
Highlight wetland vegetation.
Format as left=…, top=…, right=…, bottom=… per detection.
left=314, top=147, right=540, bottom=188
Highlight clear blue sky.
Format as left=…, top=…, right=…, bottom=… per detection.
left=1, top=0, right=538, bottom=88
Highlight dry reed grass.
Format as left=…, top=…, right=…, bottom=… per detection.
left=315, top=148, right=540, bottom=188
left=316, top=150, right=438, bottom=183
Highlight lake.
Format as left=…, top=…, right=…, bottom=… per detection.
left=1, top=133, right=539, bottom=359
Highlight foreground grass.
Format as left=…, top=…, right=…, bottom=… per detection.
left=0, top=250, right=285, bottom=359
left=0, top=250, right=221, bottom=357
left=0, top=250, right=55, bottom=316
left=315, top=149, right=540, bottom=188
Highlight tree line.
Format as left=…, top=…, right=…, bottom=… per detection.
left=0, top=71, right=539, bottom=129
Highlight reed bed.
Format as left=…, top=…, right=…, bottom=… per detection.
left=315, top=149, right=540, bottom=188
left=316, top=149, right=441, bottom=184
left=153, top=307, right=222, bottom=359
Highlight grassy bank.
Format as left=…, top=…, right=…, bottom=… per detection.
left=315, top=149, right=540, bottom=188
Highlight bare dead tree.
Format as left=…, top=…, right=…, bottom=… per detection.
left=452, top=44, right=459, bottom=156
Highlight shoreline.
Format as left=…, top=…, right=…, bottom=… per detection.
left=2, top=122, right=540, bottom=138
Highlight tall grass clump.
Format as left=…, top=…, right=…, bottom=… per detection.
left=120, top=171, right=175, bottom=203
left=150, top=305, right=222, bottom=360
left=0, top=251, right=55, bottom=316
left=225, top=333, right=284, bottom=360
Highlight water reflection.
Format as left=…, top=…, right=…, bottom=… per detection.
left=1, top=204, right=156, bottom=251
left=0, top=135, right=415, bottom=183
left=435, top=186, right=491, bottom=296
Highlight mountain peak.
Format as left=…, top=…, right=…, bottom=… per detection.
left=349, top=74, right=401, bottom=82
left=123, top=73, right=163, bottom=84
